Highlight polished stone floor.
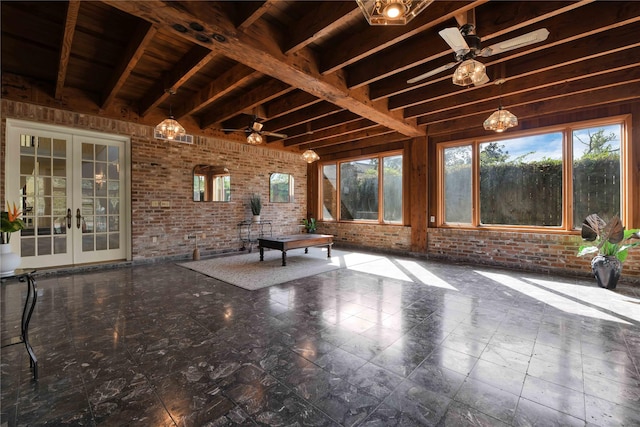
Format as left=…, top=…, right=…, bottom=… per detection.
left=1, top=252, right=639, bottom=426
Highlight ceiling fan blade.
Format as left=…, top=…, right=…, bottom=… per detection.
left=480, top=28, right=550, bottom=57
left=439, top=27, right=470, bottom=55
left=407, top=62, right=458, bottom=84
left=262, top=131, right=287, bottom=139
left=221, top=128, right=246, bottom=133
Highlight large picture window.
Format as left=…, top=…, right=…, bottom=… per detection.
left=321, top=152, right=403, bottom=224
left=440, top=118, right=626, bottom=230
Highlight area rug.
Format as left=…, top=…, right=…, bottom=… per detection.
left=178, top=247, right=383, bottom=290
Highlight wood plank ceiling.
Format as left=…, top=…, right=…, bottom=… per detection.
left=2, top=1, right=639, bottom=157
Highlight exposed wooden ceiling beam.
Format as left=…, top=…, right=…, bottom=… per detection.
left=55, top=0, right=80, bottom=100
left=402, top=27, right=640, bottom=118
left=308, top=126, right=396, bottom=149
left=414, top=48, right=640, bottom=124
left=420, top=66, right=640, bottom=127
left=264, top=90, right=322, bottom=120
left=348, top=0, right=591, bottom=89
left=175, top=63, right=260, bottom=119
left=102, top=21, right=157, bottom=110
left=371, top=1, right=640, bottom=101
left=425, top=81, right=640, bottom=135
left=315, top=133, right=409, bottom=157
left=285, top=118, right=379, bottom=147
left=266, top=101, right=343, bottom=132
left=284, top=3, right=361, bottom=54
left=236, top=0, right=278, bottom=32
left=200, top=79, right=293, bottom=128
left=277, top=110, right=361, bottom=141
left=319, top=0, right=486, bottom=75
left=139, top=46, right=216, bottom=116
left=102, top=0, right=424, bottom=137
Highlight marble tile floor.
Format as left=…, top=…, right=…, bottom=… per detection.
left=1, top=254, right=639, bottom=426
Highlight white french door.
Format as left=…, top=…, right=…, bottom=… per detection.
left=5, top=120, right=129, bottom=268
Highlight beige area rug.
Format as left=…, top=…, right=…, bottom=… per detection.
left=178, top=247, right=384, bottom=290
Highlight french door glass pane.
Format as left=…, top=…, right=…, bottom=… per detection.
left=383, top=155, right=402, bottom=223
left=19, top=134, right=68, bottom=257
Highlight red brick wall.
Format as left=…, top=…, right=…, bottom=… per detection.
left=318, top=222, right=412, bottom=252
left=1, top=100, right=307, bottom=261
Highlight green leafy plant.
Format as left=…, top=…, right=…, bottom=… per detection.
left=1, top=202, right=26, bottom=244
left=578, top=214, right=640, bottom=262
left=250, top=194, right=262, bottom=215
left=302, top=217, right=317, bottom=233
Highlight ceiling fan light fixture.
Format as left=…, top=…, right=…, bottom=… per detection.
left=246, top=132, right=263, bottom=145
left=483, top=106, right=518, bottom=133
left=452, top=59, right=488, bottom=86
left=301, top=149, right=320, bottom=163
left=356, top=0, right=434, bottom=25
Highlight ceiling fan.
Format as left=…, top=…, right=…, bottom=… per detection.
left=222, top=116, right=287, bottom=144
left=407, top=24, right=550, bottom=85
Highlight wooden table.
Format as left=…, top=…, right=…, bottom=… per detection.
left=258, top=234, right=333, bottom=266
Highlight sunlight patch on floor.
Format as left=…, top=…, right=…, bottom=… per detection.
left=476, top=271, right=631, bottom=325
left=395, top=259, right=458, bottom=290
left=524, top=277, right=640, bottom=323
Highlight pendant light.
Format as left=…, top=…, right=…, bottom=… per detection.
left=301, top=149, right=320, bottom=163
left=483, top=79, right=518, bottom=133
left=356, top=0, right=434, bottom=25
left=155, top=89, right=186, bottom=140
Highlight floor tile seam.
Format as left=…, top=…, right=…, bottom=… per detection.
left=513, top=396, right=587, bottom=424
left=448, top=377, right=517, bottom=425
left=581, top=380, right=640, bottom=412
left=226, top=362, right=348, bottom=426
left=520, top=372, right=587, bottom=421
left=621, top=333, right=640, bottom=377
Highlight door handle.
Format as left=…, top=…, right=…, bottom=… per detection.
left=67, top=208, right=72, bottom=229
left=76, top=208, right=82, bottom=229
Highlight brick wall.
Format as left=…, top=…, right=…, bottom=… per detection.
left=428, top=228, right=640, bottom=283
left=2, top=99, right=639, bottom=283
left=318, top=222, right=412, bottom=253
left=1, top=100, right=307, bottom=261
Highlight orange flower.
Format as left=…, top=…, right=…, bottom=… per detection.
left=7, top=201, right=22, bottom=222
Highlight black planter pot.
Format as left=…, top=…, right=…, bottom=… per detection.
left=591, top=255, right=622, bottom=290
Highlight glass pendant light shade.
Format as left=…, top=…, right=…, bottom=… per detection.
left=483, top=107, right=518, bottom=132
left=246, top=132, right=263, bottom=145
left=452, top=59, right=488, bottom=87
left=301, top=149, right=320, bottom=163
left=356, top=0, right=434, bottom=25
left=155, top=116, right=185, bottom=140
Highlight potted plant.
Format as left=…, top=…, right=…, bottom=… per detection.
left=578, top=214, right=640, bottom=289
left=302, top=217, right=317, bottom=233
left=1, top=202, right=25, bottom=277
left=250, top=194, right=262, bottom=222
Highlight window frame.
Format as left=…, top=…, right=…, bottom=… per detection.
left=319, top=150, right=404, bottom=225
left=437, top=115, right=631, bottom=232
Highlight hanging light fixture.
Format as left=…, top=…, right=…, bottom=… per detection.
left=452, top=59, right=489, bottom=87
left=155, top=89, right=186, bottom=140
left=483, top=79, right=518, bottom=133
left=246, top=132, right=263, bottom=145
left=356, top=0, right=434, bottom=25
left=301, top=149, right=320, bottom=163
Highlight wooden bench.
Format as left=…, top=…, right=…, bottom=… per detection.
left=258, top=234, right=333, bottom=266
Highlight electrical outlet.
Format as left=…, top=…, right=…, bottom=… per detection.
left=161, top=201, right=170, bottom=207
left=430, top=216, right=436, bottom=223
left=152, top=236, right=157, bottom=243
left=151, top=201, right=159, bottom=207
left=184, top=234, right=190, bottom=241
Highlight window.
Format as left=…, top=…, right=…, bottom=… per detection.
left=321, top=152, right=403, bottom=224
left=439, top=118, right=626, bottom=230
left=270, top=173, right=294, bottom=202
